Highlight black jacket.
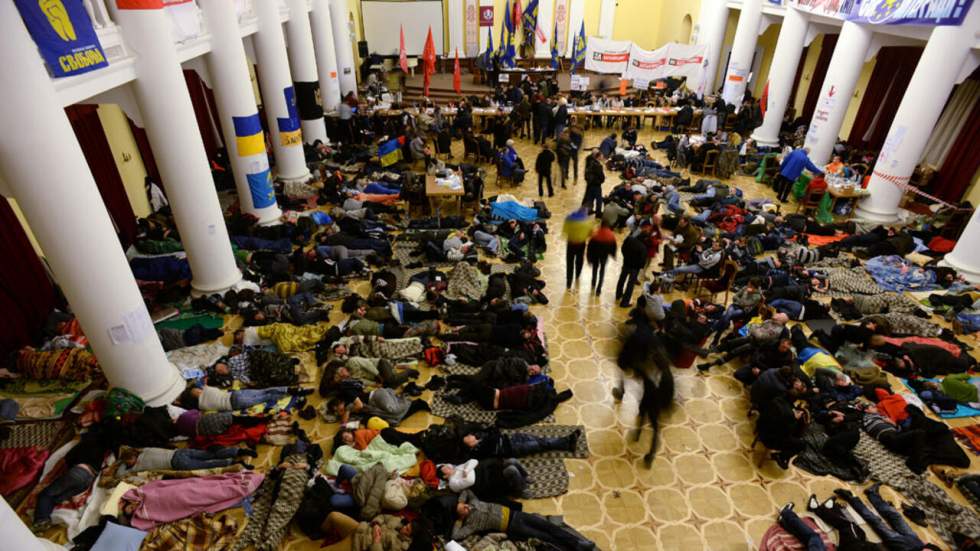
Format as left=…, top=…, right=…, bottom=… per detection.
left=535, top=149, right=556, bottom=173
left=584, top=155, right=605, bottom=188
left=621, top=235, right=648, bottom=270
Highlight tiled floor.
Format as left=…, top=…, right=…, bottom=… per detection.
left=32, top=123, right=980, bottom=550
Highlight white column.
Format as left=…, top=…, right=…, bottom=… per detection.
left=721, top=0, right=763, bottom=106
left=310, top=0, right=342, bottom=111
left=1, top=497, right=59, bottom=551
left=254, top=0, right=312, bottom=183
left=597, top=0, right=616, bottom=39
left=751, top=6, right=809, bottom=146
left=111, top=3, right=242, bottom=294
left=0, top=3, right=184, bottom=406
left=285, top=0, right=328, bottom=145
left=856, top=4, right=980, bottom=223
left=200, top=0, right=282, bottom=224
left=943, top=210, right=980, bottom=284
left=329, top=0, right=358, bottom=97
left=534, top=0, right=554, bottom=59
left=802, top=21, right=872, bottom=166
left=696, top=0, right=730, bottom=95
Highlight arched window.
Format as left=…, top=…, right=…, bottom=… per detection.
left=681, top=14, right=693, bottom=44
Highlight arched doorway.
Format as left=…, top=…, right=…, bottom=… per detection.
left=681, top=14, right=693, bottom=44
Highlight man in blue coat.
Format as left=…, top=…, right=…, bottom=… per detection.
left=775, top=147, right=824, bottom=203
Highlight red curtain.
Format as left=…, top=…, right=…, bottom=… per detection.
left=931, top=96, right=980, bottom=203
left=0, top=198, right=56, bottom=356
left=64, top=104, right=138, bottom=248
left=183, top=69, right=221, bottom=160
left=801, top=34, right=838, bottom=121
left=127, top=118, right=162, bottom=186
left=847, top=47, right=923, bottom=151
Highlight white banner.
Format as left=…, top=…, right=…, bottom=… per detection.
left=622, top=43, right=707, bottom=89
left=554, top=0, right=570, bottom=56
left=165, top=0, right=201, bottom=44
left=583, top=37, right=631, bottom=74
left=623, top=44, right=669, bottom=80
left=464, top=0, right=480, bottom=57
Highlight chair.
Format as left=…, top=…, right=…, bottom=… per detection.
left=400, top=171, right=427, bottom=216
left=849, top=163, right=869, bottom=181
left=796, top=188, right=825, bottom=215
left=692, top=259, right=738, bottom=304
left=495, top=158, right=516, bottom=188
left=463, top=134, right=479, bottom=162
left=702, top=150, right=720, bottom=177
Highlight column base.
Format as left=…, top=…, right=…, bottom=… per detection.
left=143, top=364, right=189, bottom=407
left=252, top=205, right=283, bottom=226
left=276, top=169, right=314, bottom=185
left=750, top=130, right=779, bottom=148
left=939, top=255, right=980, bottom=285
left=854, top=204, right=899, bottom=224
left=191, top=268, right=244, bottom=297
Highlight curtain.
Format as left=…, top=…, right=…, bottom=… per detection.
left=931, top=95, right=980, bottom=203
left=0, top=198, right=56, bottom=356
left=64, top=104, right=138, bottom=248
left=183, top=69, right=221, bottom=160
left=801, top=34, right=838, bottom=121
left=846, top=47, right=923, bottom=151
left=127, top=117, right=162, bottom=186
left=921, top=79, right=980, bottom=168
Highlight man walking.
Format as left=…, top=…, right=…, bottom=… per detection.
left=774, top=147, right=824, bottom=203
left=535, top=142, right=556, bottom=197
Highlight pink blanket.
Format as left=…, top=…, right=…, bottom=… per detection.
left=122, top=471, right=263, bottom=530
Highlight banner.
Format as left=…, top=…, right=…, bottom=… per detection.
left=247, top=169, right=276, bottom=209
left=14, top=0, right=108, bottom=78
left=847, top=0, right=974, bottom=25
left=554, top=0, right=570, bottom=56
left=622, top=44, right=669, bottom=81
left=277, top=87, right=302, bottom=147
left=465, top=0, right=480, bottom=56
left=787, top=0, right=859, bottom=20
left=583, top=37, right=631, bottom=74
left=232, top=113, right=265, bottom=157
left=164, top=0, right=201, bottom=43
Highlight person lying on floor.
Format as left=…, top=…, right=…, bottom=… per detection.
left=329, top=335, right=424, bottom=361
left=438, top=457, right=529, bottom=501
left=33, top=428, right=110, bottom=531
left=319, top=358, right=420, bottom=397
left=451, top=489, right=596, bottom=550
left=177, top=384, right=312, bottom=412
left=698, top=310, right=790, bottom=373
left=206, top=348, right=300, bottom=390
left=319, top=511, right=425, bottom=551
left=326, top=387, right=430, bottom=426
left=443, top=357, right=546, bottom=402
left=104, top=445, right=257, bottom=477
left=874, top=338, right=975, bottom=378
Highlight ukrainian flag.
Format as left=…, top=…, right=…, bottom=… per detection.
left=232, top=114, right=265, bottom=157
left=571, top=21, right=586, bottom=73
left=247, top=168, right=276, bottom=209
left=277, top=86, right=302, bottom=147
left=378, top=138, right=402, bottom=167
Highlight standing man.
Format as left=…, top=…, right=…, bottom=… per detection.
left=535, top=142, right=556, bottom=197
left=534, top=96, right=553, bottom=145
left=562, top=208, right=593, bottom=290
left=582, top=150, right=605, bottom=215
left=616, top=229, right=648, bottom=308
left=552, top=97, right=570, bottom=139
left=775, top=147, right=824, bottom=203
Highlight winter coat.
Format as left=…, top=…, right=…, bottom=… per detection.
left=621, top=235, right=648, bottom=271
left=352, top=463, right=392, bottom=520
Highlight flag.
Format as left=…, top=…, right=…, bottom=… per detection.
left=246, top=169, right=275, bottom=208
left=483, top=26, right=494, bottom=68
left=276, top=86, right=302, bottom=147
left=571, top=21, right=586, bottom=73
left=232, top=113, right=265, bottom=157
left=422, top=27, right=436, bottom=97
left=398, top=25, right=408, bottom=73
left=377, top=138, right=403, bottom=167
left=759, top=80, right=769, bottom=116
left=522, top=0, right=539, bottom=46
left=500, top=0, right=516, bottom=68
left=512, top=0, right=523, bottom=48
left=550, top=20, right=560, bottom=69
left=453, top=48, right=462, bottom=94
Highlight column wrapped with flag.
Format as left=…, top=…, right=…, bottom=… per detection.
left=422, top=27, right=436, bottom=97
left=571, top=21, right=586, bottom=73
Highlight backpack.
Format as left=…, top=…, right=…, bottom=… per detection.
left=745, top=236, right=764, bottom=257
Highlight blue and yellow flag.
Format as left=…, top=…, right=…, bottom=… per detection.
left=571, top=21, right=587, bottom=74
left=247, top=169, right=276, bottom=209
left=482, top=26, right=495, bottom=68
left=378, top=138, right=403, bottom=167
left=550, top=20, right=560, bottom=70
left=522, top=0, right=539, bottom=47
left=276, top=86, right=302, bottom=147
left=499, top=0, right=517, bottom=68
left=232, top=113, right=265, bottom=157
left=14, top=0, right=108, bottom=78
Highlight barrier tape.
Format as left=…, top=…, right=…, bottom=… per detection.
left=871, top=169, right=967, bottom=211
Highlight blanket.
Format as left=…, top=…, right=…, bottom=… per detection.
left=0, top=447, right=49, bottom=497
left=122, top=471, right=264, bottom=530
left=953, top=425, right=980, bottom=456
left=325, top=437, right=419, bottom=476
left=155, top=312, right=225, bottom=331
left=491, top=201, right=538, bottom=222
left=0, top=379, right=90, bottom=420
left=900, top=377, right=980, bottom=419
left=142, top=513, right=240, bottom=551
left=865, top=255, right=940, bottom=292
left=803, top=233, right=848, bottom=247
left=16, top=348, right=99, bottom=382
left=166, top=342, right=230, bottom=376
left=256, top=322, right=333, bottom=353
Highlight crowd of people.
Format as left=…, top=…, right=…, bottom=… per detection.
left=4, top=67, right=980, bottom=551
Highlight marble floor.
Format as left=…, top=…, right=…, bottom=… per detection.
left=32, top=123, right=979, bottom=550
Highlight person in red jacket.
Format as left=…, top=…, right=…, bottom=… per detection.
left=586, top=223, right=617, bottom=297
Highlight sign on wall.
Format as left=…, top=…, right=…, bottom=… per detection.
left=465, top=0, right=480, bottom=56
left=14, top=0, right=108, bottom=78
left=479, top=5, right=494, bottom=26
left=583, top=37, right=631, bottom=74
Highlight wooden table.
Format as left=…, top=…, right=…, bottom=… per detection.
left=568, top=107, right=683, bottom=130
left=426, top=172, right=465, bottom=215
left=827, top=186, right=870, bottom=218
